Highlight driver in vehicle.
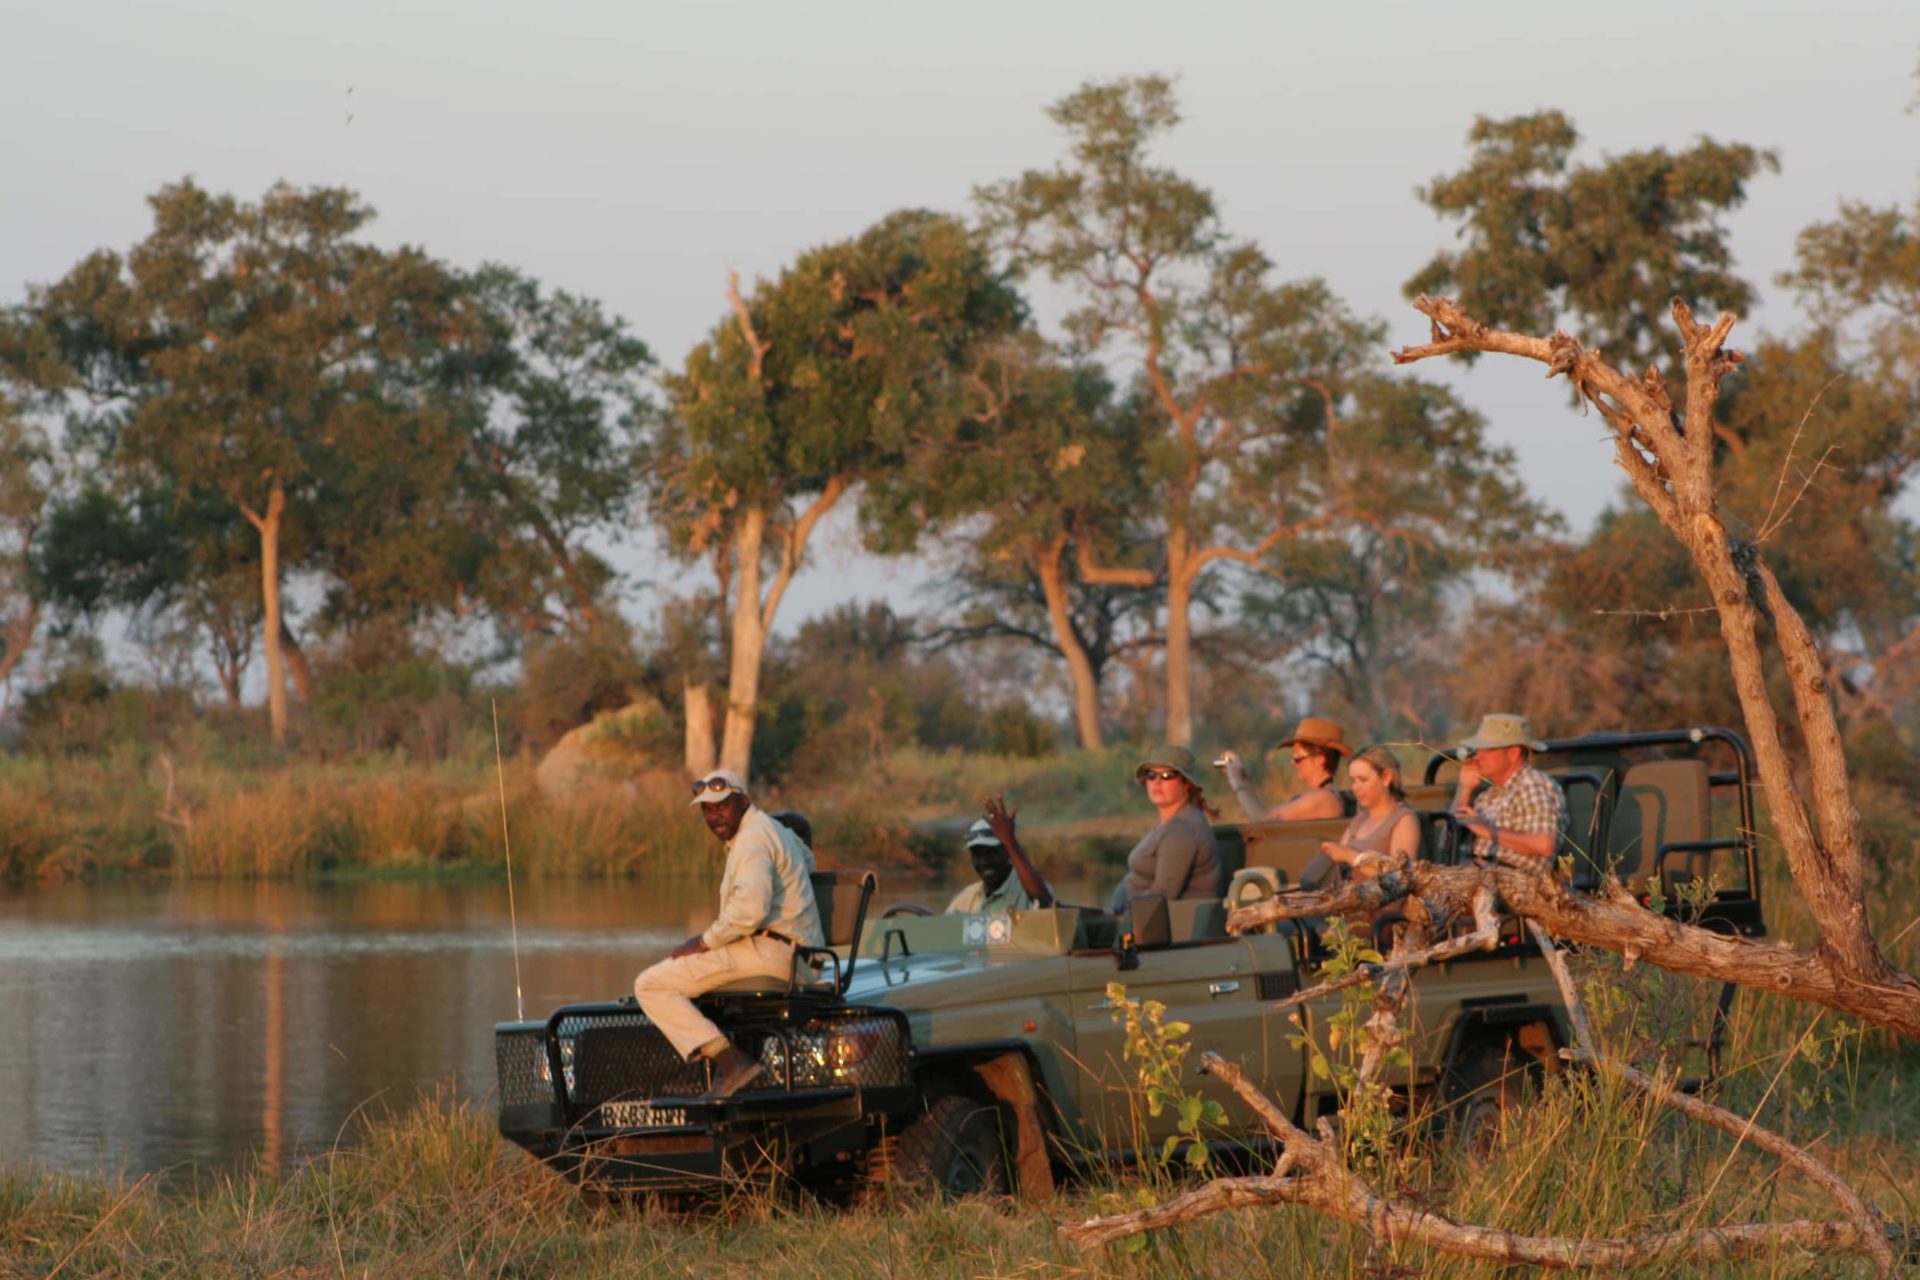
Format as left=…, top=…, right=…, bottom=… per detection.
left=632, top=768, right=824, bottom=1098
left=946, top=815, right=1053, bottom=913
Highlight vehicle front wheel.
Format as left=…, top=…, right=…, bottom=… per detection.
left=890, top=1095, right=1009, bottom=1200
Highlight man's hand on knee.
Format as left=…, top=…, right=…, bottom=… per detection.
left=670, top=934, right=710, bottom=959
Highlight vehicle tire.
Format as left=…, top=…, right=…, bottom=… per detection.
left=1440, top=1039, right=1530, bottom=1158
left=890, top=1095, right=1009, bottom=1200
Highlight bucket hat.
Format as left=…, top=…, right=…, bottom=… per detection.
left=1458, top=713, right=1547, bottom=753
left=1134, top=744, right=1200, bottom=786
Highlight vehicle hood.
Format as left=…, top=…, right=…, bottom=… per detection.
left=842, top=948, right=1074, bottom=1013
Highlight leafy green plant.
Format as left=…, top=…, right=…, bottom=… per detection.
left=1104, top=981, right=1226, bottom=1173
left=1285, top=917, right=1408, bottom=1176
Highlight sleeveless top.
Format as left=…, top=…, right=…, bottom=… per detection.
left=1297, top=801, right=1416, bottom=891
left=1337, top=802, right=1418, bottom=858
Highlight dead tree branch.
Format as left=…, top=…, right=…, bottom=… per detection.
left=1060, top=1052, right=1894, bottom=1269
left=1527, top=922, right=1895, bottom=1277
left=1391, top=295, right=1920, bottom=1036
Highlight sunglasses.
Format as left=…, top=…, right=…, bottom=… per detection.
left=1289, top=753, right=1312, bottom=764
left=1140, top=768, right=1186, bottom=783
left=690, top=777, right=738, bottom=797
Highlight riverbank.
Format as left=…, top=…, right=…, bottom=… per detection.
left=4, top=1005, right=1912, bottom=1280
left=0, top=746, right=1160, bottom=886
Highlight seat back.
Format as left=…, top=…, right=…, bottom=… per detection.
left=1166, top=896, right=1228, bottom=941
left=1606, top=761, right=1710, bottom=891
left=1211, top=826, right=1248, bottom=881
left=1238, top=817, right=1350, bottom=887
left=806, top=869, right=877, bottom=995
left=1547, top=767, right=1615, bottom=888
left=811, top=869, right=876, bottom=948
left=1402, top=783, right=1454, bottom=813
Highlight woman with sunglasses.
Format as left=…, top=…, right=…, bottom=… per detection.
left=1105, top=745, right=1224, bottom=913
left=1217, top=716, right=1351, bottom=822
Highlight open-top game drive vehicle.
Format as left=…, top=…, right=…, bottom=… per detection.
left=494, top=727, right=1767, bottom=1201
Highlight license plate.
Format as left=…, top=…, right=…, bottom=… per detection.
left=598, top=1101, right=690, bottom=1128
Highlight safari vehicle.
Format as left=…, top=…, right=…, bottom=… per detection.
left=495, top=726, right=1766, bottom=1200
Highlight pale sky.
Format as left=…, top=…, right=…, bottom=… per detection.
left=5, top=1, right=1915, bottom=632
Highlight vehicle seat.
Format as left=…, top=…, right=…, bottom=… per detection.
left=1607, top=762, right=1710, bottom=892
left=708, top=869, right=877, bottom=996
left=1167, top=897, right=1228, bottom=941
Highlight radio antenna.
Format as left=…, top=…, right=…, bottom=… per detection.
left=492, top=699, right=525, bottom=1022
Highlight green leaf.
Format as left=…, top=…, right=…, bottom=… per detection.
left=1161, top=1020, right=1191, bottom=1040
left=1184, top=1141, right=1210, bottom=1170
left=1178, top=1095, right=1204, bottom=1128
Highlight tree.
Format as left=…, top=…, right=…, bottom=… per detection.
left=900, top=336, right=1161, bottom=749
left=1242, top=376, right=1553, bottom=738
left=1407, top=111, right=1776, bottom=391
left=0, top=396, right=51, bottom=691
left=3, top=180, right=475, bottom=743
left=1066, top=297, right=1914, bottom=1276
left=443, top=264, right=654, bottom=644
left=649, top=210, right=1023, bottom=776
left=979, top=77, right=1529, bottom=746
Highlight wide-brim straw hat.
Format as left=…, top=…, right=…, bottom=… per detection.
left=1458, top=712, right=1548, bottom=753
left=1134, top=744, right=1200, bottom=786
left=1276, top=716, right=1352, bottom=757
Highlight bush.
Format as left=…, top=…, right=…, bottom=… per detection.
left=985, top=702, right=1057, bottom=758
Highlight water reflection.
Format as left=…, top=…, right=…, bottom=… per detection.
left=0, top=878, right=737, bottom=1180
left=0, top=874, right=1063, bottom=1181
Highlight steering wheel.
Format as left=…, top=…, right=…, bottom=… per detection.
left=880, top=902, right=933, bottom=919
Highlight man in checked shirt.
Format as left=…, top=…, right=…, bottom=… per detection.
left=1450, top=713, right=1566, bottom=868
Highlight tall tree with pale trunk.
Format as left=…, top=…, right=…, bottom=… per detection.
left=980, top=76, right=1537, bottom=746
left=650, top=210, right=1022, bottom=776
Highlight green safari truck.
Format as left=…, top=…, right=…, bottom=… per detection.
left=494, top=727, right=1765, bottom=1200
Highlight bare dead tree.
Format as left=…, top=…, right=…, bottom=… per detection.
left=1058, top=297, right=1919, bottom=1270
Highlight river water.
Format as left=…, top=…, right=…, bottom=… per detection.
left=0, top=875, right=994, bottom=1182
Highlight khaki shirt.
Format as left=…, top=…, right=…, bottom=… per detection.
left=701, top=806, right=824, bottom=950
left=946, top=876, right=1039, bottom=915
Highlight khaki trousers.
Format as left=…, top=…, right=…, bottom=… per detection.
left=633, top=934, right=796, bottom=1061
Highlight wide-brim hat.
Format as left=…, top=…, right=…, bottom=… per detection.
left=1458, top=713, right=1547, bottom=753
left=1277, top=716, right=1352, bottom=758
left=689, top=767, right=749, bottom=806
left=964, top=818, right=1003, bottom=849
left=1134, top=744, right=1199, bottom=786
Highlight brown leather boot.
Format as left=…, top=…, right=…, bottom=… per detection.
left=707, top=1043, right=766, bottom=1098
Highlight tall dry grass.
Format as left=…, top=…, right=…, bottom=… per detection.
left=0, top=756, right=728, bottom=882
left=0, top=745, right=1168, bottom=885
left=3, top=1061, right=1905, bottom=1280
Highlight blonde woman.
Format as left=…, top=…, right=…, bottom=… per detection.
left=1317, top=745, right=1420, bottom=883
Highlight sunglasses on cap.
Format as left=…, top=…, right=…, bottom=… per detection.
left=1140, top=767, right=1186, bottom=783
left=690, top=777, right=739, bottom=797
